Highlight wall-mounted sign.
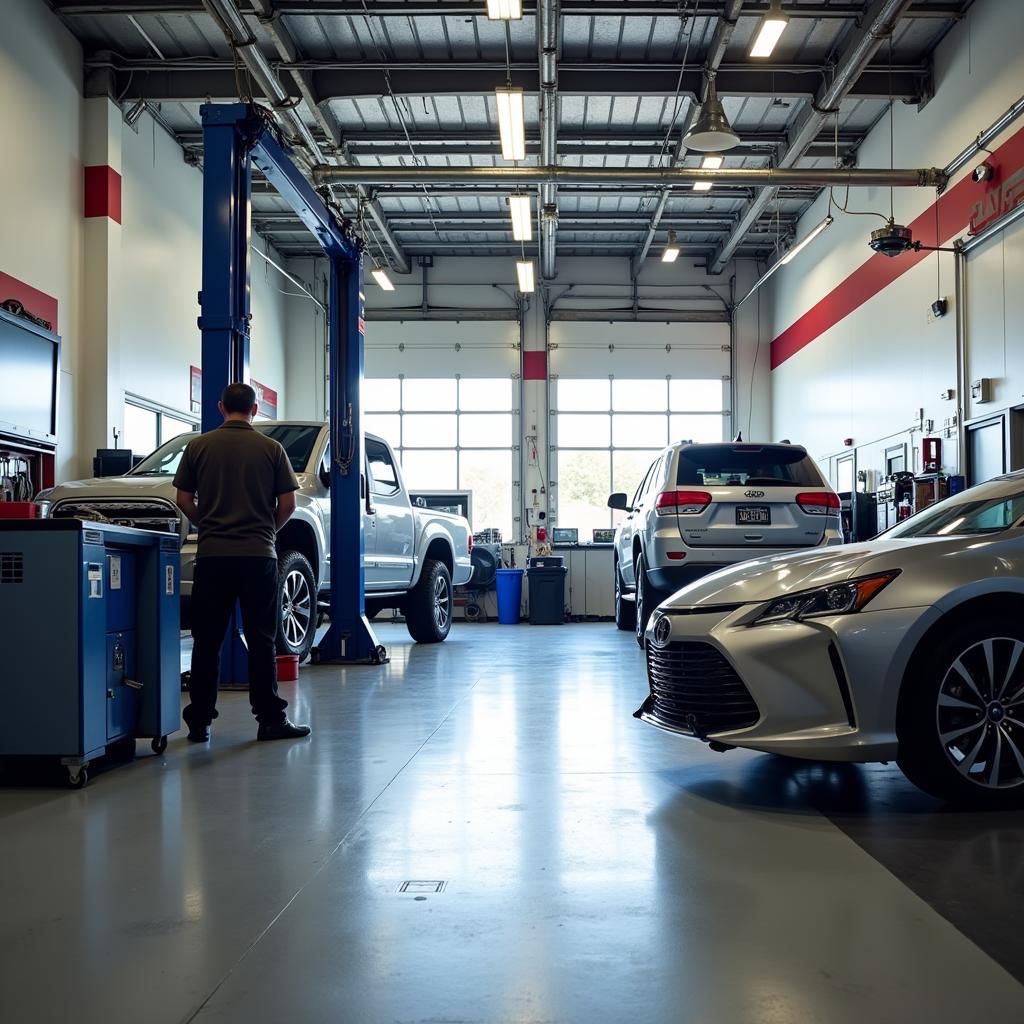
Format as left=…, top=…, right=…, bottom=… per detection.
left=190, top=365, right=202, bottom=414
left=252, top=379, right=278, bottom=420
left=970, top=165, right=1024, bottom=235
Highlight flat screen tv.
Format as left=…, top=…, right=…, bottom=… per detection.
left=0, top=307, right=60, bottom=445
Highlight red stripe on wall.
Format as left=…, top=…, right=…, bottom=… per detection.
left=84, top=165, right=122, bottom=224
left=0, top=272, right=58, bottom=332
left=523, top=350, right=547, bottom=380
left=770, top=122, right=1024, bottom=370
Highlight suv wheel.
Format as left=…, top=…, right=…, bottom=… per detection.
left=276, top=551, right=316, bottom=663
left=635, top=551, right=653, bottom=648
left=614, top=560, right=636, bottom=632
left=405, top=558, right=453, bottom=644
left=898, top=618, right=1024, bottom=807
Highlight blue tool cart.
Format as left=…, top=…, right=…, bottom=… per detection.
left=0, top=519, right=181, bottom=788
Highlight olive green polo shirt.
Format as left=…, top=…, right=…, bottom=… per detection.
left=173, top=420, right=299, bottom=559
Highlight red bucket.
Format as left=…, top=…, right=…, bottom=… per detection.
left=276, top=655, right=300, bottom=682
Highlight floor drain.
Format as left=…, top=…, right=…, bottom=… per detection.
left=398, top=880, right=446, bottom=894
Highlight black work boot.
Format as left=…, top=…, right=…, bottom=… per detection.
left=183, top=707, right=211, bottom=743
left=257, top=719, right=312, bottom=742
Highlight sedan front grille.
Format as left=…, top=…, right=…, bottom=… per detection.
left=52, top=499, right=181, bottom=536
left=645, top=641, right=759, bottom=735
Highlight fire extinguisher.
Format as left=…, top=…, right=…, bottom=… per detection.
left=893, top=471, right=915, bottom=521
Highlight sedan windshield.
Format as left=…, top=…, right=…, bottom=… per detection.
left=889, top=491, right=1024, bottom=538
left=131, top=424, right=322, bottom=477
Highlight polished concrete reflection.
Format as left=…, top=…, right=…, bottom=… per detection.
left=1, top=623, right=1023, bottom=1023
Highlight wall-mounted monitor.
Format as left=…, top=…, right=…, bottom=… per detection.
left=0, top=308, right=60, bottom=446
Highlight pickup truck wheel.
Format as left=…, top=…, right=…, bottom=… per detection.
left=406, top=559, right=453, bottom=644
left=614, top=560, right=636, bottom=632
left=276, top=551, right=316, bottom=663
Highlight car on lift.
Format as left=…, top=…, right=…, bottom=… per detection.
left=608, top=441, right=843, bottom=644
left=635, top=472, right=1024, bottom=807
left=35, top=424, right=473, bottom=660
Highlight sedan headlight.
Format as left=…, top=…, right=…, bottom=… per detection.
left=751, top=571, right=900, bottom=625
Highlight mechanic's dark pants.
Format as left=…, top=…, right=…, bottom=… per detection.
left=186, top=556, right=288, bottom=727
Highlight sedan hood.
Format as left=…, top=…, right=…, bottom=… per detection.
left=665, top=538, right=915, bottom=607
left=49, top=475, right=176, bottom=499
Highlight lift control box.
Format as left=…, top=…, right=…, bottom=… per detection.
left=0, top=520, right=180, bottom=785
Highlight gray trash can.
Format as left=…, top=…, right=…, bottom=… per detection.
left=527, top=556, right=567, bottom=625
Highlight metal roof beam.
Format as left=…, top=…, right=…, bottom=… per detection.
left=92, top=63, right=929, bottom=103
left=54, top=2, right=967, bottom=18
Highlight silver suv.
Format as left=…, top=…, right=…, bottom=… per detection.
left=608, top=441, right=842, bottom=643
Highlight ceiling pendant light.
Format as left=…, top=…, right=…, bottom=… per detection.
left=683, top=76, right=740, bottom=153
left=371, top=267, right=395, bottom=291
left=495, top=87, right=526, bottom=161
left=750, top=0, right=789, bottom=59
left=662, top=230, right=681, bottom=263
left=486, top=0, right=523, bottom=19
left=508, top=193, right=533, bottom=241
left=516, top=259, right=535, bottom=293
left=692, top=154, right=724, bottom=192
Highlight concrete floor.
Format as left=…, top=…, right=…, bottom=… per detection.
left=2, top=622, right=1024, bottom=1023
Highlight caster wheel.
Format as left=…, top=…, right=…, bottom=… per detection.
left=372, top=645, right=389, bottom=665
left=151, top=736, right=168, bottom=755
left=68, top=767, right=89, bottom=789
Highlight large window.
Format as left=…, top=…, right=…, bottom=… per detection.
left=123, top=397, right=197, bottom=459
left=363, top=377, right=518, bottom=540
left=554, top=377, right=725, bottom=536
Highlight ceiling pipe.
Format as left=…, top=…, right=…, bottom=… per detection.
left=632, top=0, right=744, bottom=277
left=711, top=0, right=918, bottom=273
left=199, top=0, right=410, bottom=274
left=313, top=164, right=945, bottom=187
left=538, top=0, right=560, bottom=280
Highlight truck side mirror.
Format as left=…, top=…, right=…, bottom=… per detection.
left=607, top=492, right=630, bottom=511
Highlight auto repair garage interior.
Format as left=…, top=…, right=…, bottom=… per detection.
left=4, top=0, right=1024, bottom=1019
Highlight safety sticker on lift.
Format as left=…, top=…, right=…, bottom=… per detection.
left=165, top=565, right=175, bottom=596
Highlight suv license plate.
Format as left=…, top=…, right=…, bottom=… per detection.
left=736, top=506, right=771, bottom=525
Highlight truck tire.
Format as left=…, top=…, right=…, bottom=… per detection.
left=277, top=550, right=317, bottom=663
left=405, top=558, right=453, bottom=644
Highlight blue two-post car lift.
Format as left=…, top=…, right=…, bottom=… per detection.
left=197, top=102, right=384, bottom=667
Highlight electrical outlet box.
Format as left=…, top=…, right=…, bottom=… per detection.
left=939, top=389, right=954, bottom=401
left=971, top=379, right=992, bottom=404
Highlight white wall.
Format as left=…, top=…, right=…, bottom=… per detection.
left=0, top=0, right=82, bottom=479
left=767, top=0, right=1024, bottom=489
left=121, top=114, right=289, bottom=421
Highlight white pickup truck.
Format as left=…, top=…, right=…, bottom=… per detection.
left=36, top=423, right=474, bottom=659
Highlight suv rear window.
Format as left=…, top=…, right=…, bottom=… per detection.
left=676, top=444, right=824, bottom=487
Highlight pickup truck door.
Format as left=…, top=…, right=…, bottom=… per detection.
left=365, top=438, right=415, bottom=588
left=317, top=439, right=376, bottom=590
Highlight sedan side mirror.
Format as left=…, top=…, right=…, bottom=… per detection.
left=607, top=492, right=631, bottom=511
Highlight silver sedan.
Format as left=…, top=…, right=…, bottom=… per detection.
left=635, top=472, right=1024, bottom=806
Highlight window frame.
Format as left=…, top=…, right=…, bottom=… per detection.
left=552, top=375, right=726, bottom=530
left=123, top=393, right=198, bottom=455
left=362, top=375, right=520, bottom=540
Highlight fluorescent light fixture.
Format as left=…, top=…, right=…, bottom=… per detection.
left=662, top=229, right=680, bottom=263
left=516, top=259, right=535, bottom=293
left=509, top=193, right=533, bottom=241
left=693, top=154, right=724, bottom=192
left=780, top=215, right=833, bottom=265
left=486, top=0, right=522, bottom=18
left=371, top=267, right=395, bottom=291
left=495, top=87, right=526, bottom=161
left=737, top=215, right=833, bottom=307
left=750, top=0, right=789, bottom=59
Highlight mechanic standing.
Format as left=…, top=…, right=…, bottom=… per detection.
left=173, top=382, right=312, bottom=743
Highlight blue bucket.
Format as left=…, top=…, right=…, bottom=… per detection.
left=495, top=568, right=524, bottom=624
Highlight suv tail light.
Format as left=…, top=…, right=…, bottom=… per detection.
left=796, top=491, right=841, bottom=515
left=656, top=490, right=712, bottom=516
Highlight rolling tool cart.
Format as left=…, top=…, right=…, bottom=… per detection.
left=0, top=520, right=181, bottom=788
